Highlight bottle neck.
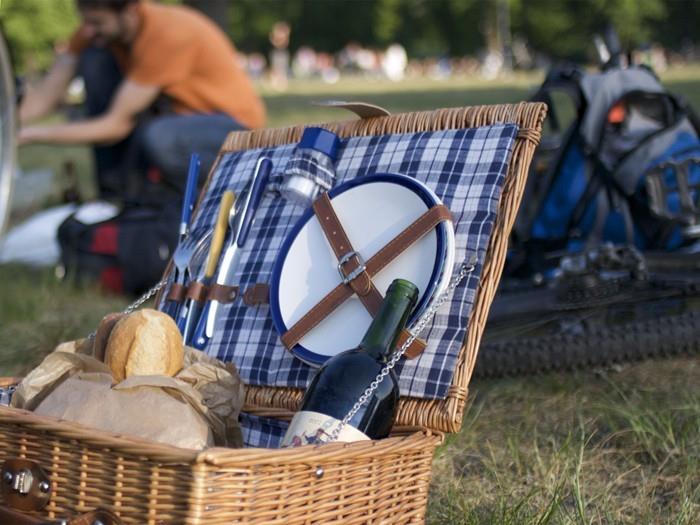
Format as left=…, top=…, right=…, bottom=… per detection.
left=359, top=288, right=416, bottom=361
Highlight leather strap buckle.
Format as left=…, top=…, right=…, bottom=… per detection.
left=1, top=459, right=51, bottom=512
left=337, top=250, right=366, bottom=285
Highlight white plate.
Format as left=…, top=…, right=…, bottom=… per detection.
left=270, top=173, right=453, bottom=366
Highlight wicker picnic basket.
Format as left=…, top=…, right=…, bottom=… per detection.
left=0, top=102, right=545, bottom=524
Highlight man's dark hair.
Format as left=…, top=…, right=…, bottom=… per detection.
left=76, top=0, right=138, bottom=11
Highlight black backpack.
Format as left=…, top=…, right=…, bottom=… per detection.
left=57, top=200, right=180, bottom=295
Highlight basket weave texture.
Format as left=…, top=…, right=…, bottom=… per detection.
left=0, top=102, right=545, bottom=524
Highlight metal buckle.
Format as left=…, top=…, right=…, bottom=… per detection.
left=1, top=458, right=51, bottom=511
left=337, top=251, right=366, bottom=285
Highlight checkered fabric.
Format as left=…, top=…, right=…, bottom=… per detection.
left=240, top=413, right=287, bottom=449
left=283, top=146, right=337, bottom=191
left=162, top=124, right=518, bottom=402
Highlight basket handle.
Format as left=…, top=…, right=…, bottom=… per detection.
left=0, top=377, right=20, bottom=388
left=0, top=505, right=45, bottom=524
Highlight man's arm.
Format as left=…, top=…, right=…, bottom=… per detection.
left=19, top=54, right=78, bottom=125
left=19, top=80, right=160, bottom=145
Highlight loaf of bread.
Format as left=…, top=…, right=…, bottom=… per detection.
left=93, top=312, right=126, bottom=361
left=104, top=309, right=184, bottom=382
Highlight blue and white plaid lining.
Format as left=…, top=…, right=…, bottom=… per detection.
left=240, top=413, right=287, bottom=448
left=162, top=125, right=518, bottom=405
left=282, top=146, right=336, bottom=191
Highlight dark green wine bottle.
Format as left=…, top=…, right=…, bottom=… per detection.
left=281, top=279, right=419, bottom=446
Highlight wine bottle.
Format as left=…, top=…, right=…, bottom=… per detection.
left=281, top=278, right=419, bottom=446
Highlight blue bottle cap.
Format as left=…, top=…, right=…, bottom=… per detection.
left=298, top=127, right=340, bottom=163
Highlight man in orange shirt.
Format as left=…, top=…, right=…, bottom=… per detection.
left=19, top=0, right=266, bottom=199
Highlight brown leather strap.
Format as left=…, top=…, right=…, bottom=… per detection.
left=166, top=283, right=187, bottom=303
left=198, top=283, right=270, bottom=305
left=312, top=194, right=393, bottom=345
left=281, top=200, right=451, bottom=359
left=185, top=281, right=209, bottom=303
left=243, top=283, right=270, bottom=306
left=365, top=204, right=453, bottom=276
left=0, top=505, right=46, bottom=524
left=280, top=281, right=361, bottom=349
left=0, top=505, right=125, bottom=525
left=355, top=201, right=451, bottom=358
left=69, top=509, right=124, bottom=525
left=206, top=283, right=239, bottom=303
left=203, top=283, right=270, bottom=306
left=397, top=330, right=425, bottom=359
left=312, top=193, right=372, bottom=297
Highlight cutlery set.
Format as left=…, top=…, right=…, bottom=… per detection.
left=166, top=154, right=273, bottom=348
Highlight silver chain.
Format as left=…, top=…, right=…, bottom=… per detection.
left=5, top=279, right=169, bottom=406
left=122, top=278, right=169, bottom=315
left=87, top=278, right=169, bottom=340
left=325, top=258, right=477, bottom=443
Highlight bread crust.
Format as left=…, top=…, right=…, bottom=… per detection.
left=93, top=313, right=126, bottom=361
left=105, top=309, right=184, bottom=382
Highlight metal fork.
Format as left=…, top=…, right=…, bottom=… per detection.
left=164, top=229, right=212, bottom=319
left=162, top=154, right=201, bottom=319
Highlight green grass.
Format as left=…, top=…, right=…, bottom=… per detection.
left=3, top=71, right=700, bottom=523
left=429, top=360, right=700, bottom=524
left=0, top=265, right=124, bottom=375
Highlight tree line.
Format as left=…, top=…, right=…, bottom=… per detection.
left=1, top=0, right=699, bottom=74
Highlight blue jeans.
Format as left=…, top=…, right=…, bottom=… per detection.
left=79, top=48, right=246, bottom=199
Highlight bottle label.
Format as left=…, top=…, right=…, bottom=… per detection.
left=281, top=410, right=370, bottom=447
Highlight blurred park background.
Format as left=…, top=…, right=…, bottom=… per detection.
left=1, top=1, right=699, bottom=523
left=4, top=0, right=700, bottom=78
left=5, top=0, right=700, bottom=203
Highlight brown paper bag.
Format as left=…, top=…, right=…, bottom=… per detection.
left=12, top=343, right=245, bottom=450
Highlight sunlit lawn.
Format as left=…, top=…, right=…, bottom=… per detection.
left=2, top=71, right=699, bottom=523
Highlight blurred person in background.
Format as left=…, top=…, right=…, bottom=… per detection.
left=291, top=46, right=316, bottom=79
left=381, top=44, right=407, bottom=81
left=18, top=0, right=266, bottom=200
left=268, top=21, right=290, bottom=91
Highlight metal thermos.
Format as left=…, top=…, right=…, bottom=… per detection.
left=279, top=127, right=340, bottom=206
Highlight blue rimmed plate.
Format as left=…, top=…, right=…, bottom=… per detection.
left=270, top=173, right=453, bottom=366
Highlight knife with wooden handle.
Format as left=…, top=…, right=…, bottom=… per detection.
left=177, top=190, right=235, bottom=345
left=191, top=157, right=273, bottom=349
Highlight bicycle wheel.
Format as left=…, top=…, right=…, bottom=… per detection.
left=0, top=28, right=17, bottom=239
left=477, top=304, right=700, bottom=377
left=476, top=256, right=700, bottom=377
